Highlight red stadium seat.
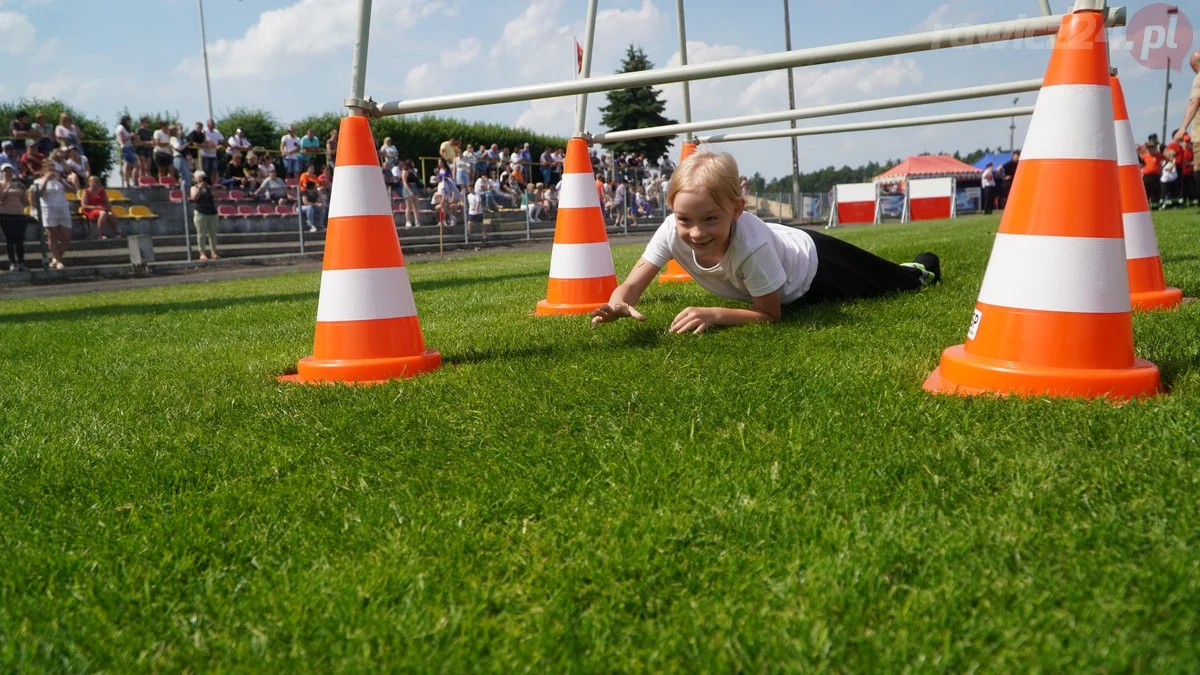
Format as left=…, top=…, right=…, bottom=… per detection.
left=212, top=188, right=229, bottom=201
left=284, top=178, right=299, bottom=188
left=217, top=205, right=236, bottom=218
left=168, top=190, right=183, bottom=203
left=257, top=205, right=275, bottom=217
left=229, top=189, right=246, bottom=201
left=275, top=205, right=296, bottom=216
left=237, top=205, right=257, bottom=217
left=138, top=176, right=158, bottom=187
left=159, top=176, right=179, bottom=188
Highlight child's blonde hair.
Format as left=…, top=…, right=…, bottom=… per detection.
left=667, top=150, right=743, bottom=212
left=1164, top=148, right=1176, bottom=160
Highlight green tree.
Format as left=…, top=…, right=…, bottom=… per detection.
left=2, top=98, right=114, bottom=180
left=599, top=46, right=677, bottom=162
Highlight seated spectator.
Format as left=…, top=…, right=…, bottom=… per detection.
left=222, top=154, right=247, bottom=189
left=242, top=153, right=262, bottom=190
left=433, top=175, right=461, bottom=228
left=254, top=166, right=290, bottom=204
left=55, top=113, right=84, bottom=155
left=496, top=172, right=519, bottom=206
left=299, top=163, right=320, bottom=191
left=474, top=173, right=497, bottom=211
left=633, top=185, right=652, bottom=217
left=19, top=144, right=43, bottom=184
left=65, top=148, right=90, bottom=186
left=319, top=164, right=333, bottom=189
left=80, top=175, right=119, bottom=238
left=300, top=181, right=324, bottom=233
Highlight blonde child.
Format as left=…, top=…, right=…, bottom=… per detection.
left=1160, top=148, right=1179, bottom=208
left=591, top=151, right=940, bottom=334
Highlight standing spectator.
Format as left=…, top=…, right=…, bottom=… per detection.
left=9, top=110, right=35, bottom=154
left=54, top=113, right=84, bottom=154
left=739, top=175, right=750, bottom=198
left=439, top=137, right=460, bottom=170
left=1139, top=139, right=1163, bottom=206
left=19, top=143, right=43, bottom=183
left=461, top=144, right=477, bottom=183
left=539, top=147, right=554, bottom=186
left=379, top=136, right=400, bottom=170
left=170, top=125, right=192, bottom=189
left=80, top=175, right=118, bottom=239
left=981, top=162, right=997, bottom=215
left=610, top=176, right=628, bottom=223
left=1160, top=149, right=1180, bottom=209
left=325, top=128, right=338, bottom=170
left=1172, top=51, right=1199, bottom=201
left=280, top=126, right=302, bottom=178
left=998, top=150, right=1019, bottom=208
left=152, top=120, right=173, bottom=179
left=485, top=143, right=501, bottom=174
left=391, top=160, right=416, bottom=228
left=186, top=122, right=205, bottom=172
left=202, top=119, right=224, bottom=177
left=454, top=150, right=471, bottom=189
left=299, top=128, right=321, bottom=169
left=226, top=128, right=251, bottom=162
left=551, top=147, right=565, bottom=185
left=1181, top=135, right=1196, bottom=207
left=466, top=188, right=485, bottom=241
left=32, top=113, right=54, bottom=156
left=135, top=117, right=154, bottom=181
left=0, top=163, right=29, bottom=272
left=189, top=171, right=220, bottom=261
left=300, top=180, right=324, bottom=232
left=32, top=165, right=71, bottom=269
left=115, top=115, right=137, bottom=188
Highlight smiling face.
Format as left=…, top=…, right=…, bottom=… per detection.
left=671, top=188, right=740, bottom=262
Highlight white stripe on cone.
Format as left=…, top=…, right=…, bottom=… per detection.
left=909, top=177, right=954, bottom=199
left=1021, top=85, right=1116, bottom=162
left=316, top=267, right=418, bottom=322
left=1114, top=119, right=1138, bottom=168
left=328, top=165, right=393, bottom=219
left=1122, top=211, right=1161, bottom=260
left=977, top=233, right=1130, bottom=313
left=548, top=242, right=616, bottom=279
left=558, top=172, right=602, bottom=210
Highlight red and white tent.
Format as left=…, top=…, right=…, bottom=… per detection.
left=874, top=155, right=980, bottom=222
left=873, top=155, right=982, bottom=185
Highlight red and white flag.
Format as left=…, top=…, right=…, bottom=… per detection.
left=575, top=38, right=584, bottom=73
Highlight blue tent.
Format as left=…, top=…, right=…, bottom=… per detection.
left=974, top=152, right=1013, bottom=169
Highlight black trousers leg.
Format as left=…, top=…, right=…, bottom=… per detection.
left=982, top=186, right=995, bottom=214
left=0, top=216, right=24, bottom=264
left=790, top=229, right=924, bottom=307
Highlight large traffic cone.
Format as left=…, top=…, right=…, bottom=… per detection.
left=535, top=137, right=618, bottom=315
left=923, top=3, right=1160, bottom=400
left=281, top=115, right=440, bottom=384
left=659, top=141, right=697, bottom=284
left=1111, top=74, right=1183, bottom=312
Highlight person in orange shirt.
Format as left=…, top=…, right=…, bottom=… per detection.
left=1181, top=134, right=1196, bottom=207
left=1139, top=138, right=1163, bottom=206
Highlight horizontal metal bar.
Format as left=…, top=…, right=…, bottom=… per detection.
left=696, top=106, right=1036, bottom=143
left=593, top=78, right=1042, bottom=143
left=376, top=7, right=1124, bottom=117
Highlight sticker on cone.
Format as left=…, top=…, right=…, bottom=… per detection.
left=659, top=141, right=697, bottom=284
left=1110, top=74, right=1182, bottom=311
left=281, top=115, right=440, bottom=384
left=535, top=137, right=619, bottom=316
left=924, top=6, right=1160, bottom=400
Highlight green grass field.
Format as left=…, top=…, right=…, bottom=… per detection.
left=3, top=211, right=1200, bottom=671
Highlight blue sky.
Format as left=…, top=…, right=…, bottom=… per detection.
left=3, top=0, right=1196, bottom=180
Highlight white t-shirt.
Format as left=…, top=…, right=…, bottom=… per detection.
left=641, top=211, right=819, bottom=304
left=115, top=123, right=132, bottom=148
left=227, top=134, right=251, bottom=158
left=474, top=177, right=490, bottom=194
left=454, top=156, right=471, bottom=175
left=467, top=192, right=482, bottom=215
left=202, top=129, right=225, bottom=158
left=153, top=129, right=171, bottom=154
left=280, top=134, right=300, bottom=157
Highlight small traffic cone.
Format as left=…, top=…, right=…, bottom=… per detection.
left=659, top=141, right=697, bottom=284
left=535, top=137, right=618, bottom=316
left=1111, top=74, right=1183, bottom=311
left=281, top=115, right=440, bottom=384
left=923, top=3, right=1160, bottom=400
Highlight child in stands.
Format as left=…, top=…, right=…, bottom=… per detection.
left=591, top=150, right=940, bottom=334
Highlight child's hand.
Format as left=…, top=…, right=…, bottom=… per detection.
left=590, top=302, right=646, bottom=328
left=670, top=307, right=716, bottom=335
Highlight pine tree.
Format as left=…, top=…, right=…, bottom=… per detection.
left=599, top=46, right=678, bottom=162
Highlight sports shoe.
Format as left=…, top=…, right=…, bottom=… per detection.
left=902, top=252, right=941, bottom=286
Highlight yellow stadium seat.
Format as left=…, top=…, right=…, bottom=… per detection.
left=111, top=205, right=130, bottom=219
left=106, top=189, right=129, bottom=202
left=128, top=205, right=158, bottom=219
left=65, top=191, right=78, bottom=201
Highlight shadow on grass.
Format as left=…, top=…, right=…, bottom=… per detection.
left=0, top=291, right=316, bottom=324
left=1154, top=350, right=1200, bottom=392
left=1162, top=255, right=1199, bottom=264
left=410, top=270, right=545, bottom=293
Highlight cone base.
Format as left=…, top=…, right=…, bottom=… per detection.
left=923, top=345, right=1161, bottom=400
left=279, top=350, right=442, bottom=385
left=535, top=299, right=606, bottom=316
left=658, top=272, right=693, bottom=284
left=1131, top=287, right=1183, bottom=312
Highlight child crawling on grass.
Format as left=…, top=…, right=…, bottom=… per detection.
left=590, top=150, right=941, bottom=334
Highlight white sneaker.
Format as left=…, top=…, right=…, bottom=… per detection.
left=449, top=216, right=457, bottom=228
left=405, top=222, right=414, bottom=228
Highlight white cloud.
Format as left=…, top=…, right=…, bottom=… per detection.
left=176, top=0, right=448, bottom=80
left=0, top=10, right=35, bottom=54
left=441, top=37, right=480, bottom=69
left=513, top=97, right=575, bottom=135
left=404, top=63, right=441, bottom=97
left=25, top=72, right=105, bottom=102
left=915, top=4, right=953, bottom=32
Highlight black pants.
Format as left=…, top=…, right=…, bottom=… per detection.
left=788, top=229, right=924, bottom=307
left=1181, top=172, right=1196, bottom=202
left=982, top=186, right=996, bottom=214
left=1143, top=174, right=1161, bottom=203
left=0, top=214, right=25, bottom=264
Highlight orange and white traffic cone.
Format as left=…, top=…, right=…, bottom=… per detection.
left=1111, top=73, right=1183, bottom=311
left=535, top=137, right=618, bottom=316
left=923, top=4, right=1160, bottom=400
left=281, top=115, right=441, bottom=384
left=659, top=141, right=697, bottom=284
